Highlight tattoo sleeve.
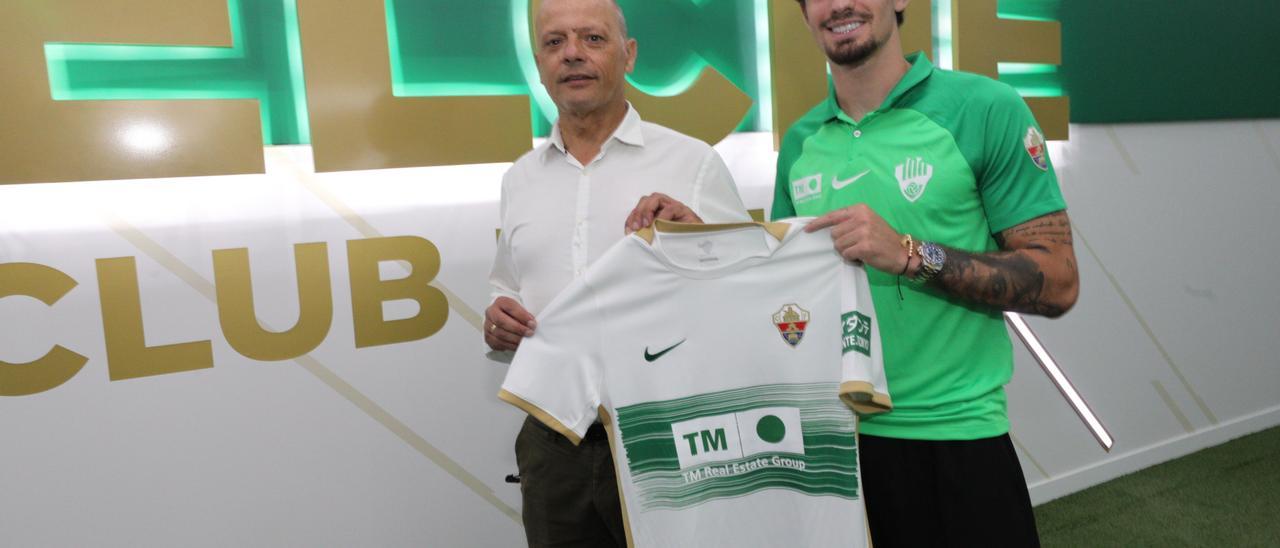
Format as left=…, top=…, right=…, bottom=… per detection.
left=931, top=210, right=1080, bottom=317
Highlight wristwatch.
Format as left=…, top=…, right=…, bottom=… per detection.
left=914, top=241, right=946, bottom=283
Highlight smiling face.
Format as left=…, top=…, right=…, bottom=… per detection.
left=535, top=0, right=637, bottom=118
left=800, top=0, right=906, bottom=68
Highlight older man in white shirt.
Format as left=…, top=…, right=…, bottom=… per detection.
left=484, top=0, right=747, bottom=545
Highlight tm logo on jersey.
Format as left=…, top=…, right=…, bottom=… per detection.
left=615, top=383, right=860, bottom=510
left=895, top=156, right=934, bottom=202
left=790, top=173, right=823, bottom=204
left=671, top=407, right=805, bottom=472
left=772, top=304, right=810, bottom=347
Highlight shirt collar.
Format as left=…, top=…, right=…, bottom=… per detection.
left=822, top=52, right=935, bottom=123
left=544, top=102, right=645, bottom=162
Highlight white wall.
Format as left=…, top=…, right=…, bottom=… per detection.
left=1009, top=120, right=1280, bottom=503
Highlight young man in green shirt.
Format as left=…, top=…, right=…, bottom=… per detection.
left=775, top=0, right=1080, bottom=544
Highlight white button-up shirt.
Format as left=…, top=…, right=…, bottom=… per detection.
left=490, top=105, right=749, bottom=317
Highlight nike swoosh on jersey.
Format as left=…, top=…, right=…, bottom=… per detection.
left=644, top=339, right=686, bottom=362
left=832, top=169, right=872, bottom=190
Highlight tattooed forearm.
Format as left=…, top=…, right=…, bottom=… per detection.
left=993, top=214, right=1074, bottom=249
left=935, top=247, right=1066, bottom=316
left=928, top=211, right=1079, bottom=317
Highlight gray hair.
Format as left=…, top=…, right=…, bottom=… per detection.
left=608, top=0, right=629, bottom=38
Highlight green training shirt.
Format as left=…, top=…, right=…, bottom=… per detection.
left=771, top=53, right=1067, bottom=440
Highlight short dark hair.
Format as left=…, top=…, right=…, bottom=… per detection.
left=794, top=1, right=905, bottom=26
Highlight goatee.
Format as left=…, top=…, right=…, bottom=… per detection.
left=826, top=38, right=881, bottom=68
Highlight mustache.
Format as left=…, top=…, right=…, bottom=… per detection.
left=822, top=8, right=863, bottom=27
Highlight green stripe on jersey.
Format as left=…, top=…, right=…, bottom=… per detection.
left=615, top=382, right=859, bottom=510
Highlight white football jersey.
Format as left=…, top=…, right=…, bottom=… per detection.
left=500, top=219, right=890, bottom=547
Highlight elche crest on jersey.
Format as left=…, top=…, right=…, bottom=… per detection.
left=772, top=304, right=810, bottom=347
left=1024, top=126, right=1049, bottom=171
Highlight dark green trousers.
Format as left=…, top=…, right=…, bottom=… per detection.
left=515, top=416, right=626, bottom=548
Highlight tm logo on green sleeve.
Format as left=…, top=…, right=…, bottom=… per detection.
left=842, top=311, right=872, bottom=356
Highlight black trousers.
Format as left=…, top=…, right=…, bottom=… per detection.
left=860, top=433, right=1041, bottom=547
left=515, top=416, right=625, bottom=548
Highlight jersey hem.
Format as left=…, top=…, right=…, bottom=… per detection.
left=857, top=421, right=1010, bottom=441
left=497, top=389, right=584, bottom=445
left=838, top=381, right=893, bottom=415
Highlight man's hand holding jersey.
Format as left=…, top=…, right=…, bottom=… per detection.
left=485, top=296, right=537, bottom=352
left=806, top=205, right=913, bottom=275
left=624, top=192, right=704, bottom=233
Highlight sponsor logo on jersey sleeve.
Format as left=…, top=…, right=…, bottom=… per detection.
left=772, top=304, right=810, bottom=347
left=1024, top=126, right=1049, bottom=171
left=790, top=174, right=823, bottom=204
left=841, top=311, right=872, bottom=356
left=894, top=156, right=934, bottom=202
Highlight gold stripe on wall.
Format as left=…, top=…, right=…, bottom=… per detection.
left=1253, top=122, right=1280, bottom=176
left=272, top=149, right=486, bottom=332
left=1074, top=225, right=1217, bottom=424
left=1104, top=126, right=1141, bottom=176
left=1152, top=380, right=1195, bottom=434
left=1009, top=432, right=1050, bottom=479
left=101, top=211, right=519, bottom=523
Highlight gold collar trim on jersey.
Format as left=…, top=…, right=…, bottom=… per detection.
left=635, top=219, right=789, bottom=245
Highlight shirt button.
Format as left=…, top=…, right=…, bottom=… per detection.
left=853, top=130, right=863, bottom=138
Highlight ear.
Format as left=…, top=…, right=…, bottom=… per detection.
left=624, top=37, right=638, bottom=74
left=895, top=0, right=911, bottom=15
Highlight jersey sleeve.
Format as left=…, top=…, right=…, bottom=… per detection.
left=498, top=278, right=605, bottom=445
left=975, top=86, right=1068, bottom=234
left=690, top=147, right=751, bottom=223
left=836, top=263, right=891, bottom=415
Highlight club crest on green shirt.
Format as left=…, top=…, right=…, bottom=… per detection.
left=1024, top=126, right=1049, bottom=171
left=894, top=156, right=934, bottom=202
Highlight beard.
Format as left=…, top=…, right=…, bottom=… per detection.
left=824, top=35, right=883, bottom=68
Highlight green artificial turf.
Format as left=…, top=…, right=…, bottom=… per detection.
left=1035, top=426, right=1280, bottom=547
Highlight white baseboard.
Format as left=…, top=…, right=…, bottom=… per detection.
left=1028, top=403, right=1280, bottom=506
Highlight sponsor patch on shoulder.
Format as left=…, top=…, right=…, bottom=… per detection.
left=1024, top=126, right=1049, bottom=171
left=841, top=311, right=871, bottom=356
